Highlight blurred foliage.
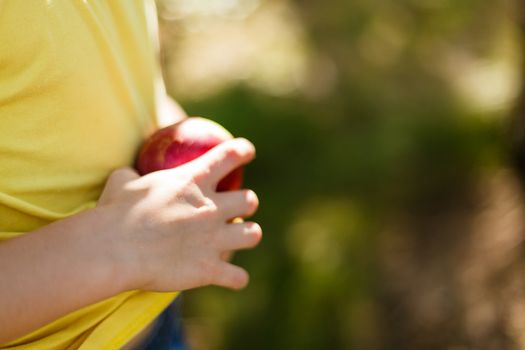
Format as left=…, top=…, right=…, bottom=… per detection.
left=156, top=0, right=523, bottom=348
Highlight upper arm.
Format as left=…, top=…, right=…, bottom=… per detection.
left=155, top=79, right=187, bottom=128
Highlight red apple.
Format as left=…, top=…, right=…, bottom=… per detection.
left=136, top=117, right=243, bottom=191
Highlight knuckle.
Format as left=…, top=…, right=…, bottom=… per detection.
left=179, top=173, right=196, bottom=187
left=193, top=165, right=211, bottom=183
left=109, top=168, right=123, bottom=178
left=176, top=176, right=202, bottom=196
left=197, top=199, right=219, bottom=218
left=110, top=167, right=135, bottom=181
left=114, top=166, right=133, bottom=174
left=221, top=146, right=242, bottom=164
left=224, top=145, right=241, bottom=158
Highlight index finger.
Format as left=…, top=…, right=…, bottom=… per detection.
left=190, top=138, right=255, bottom=188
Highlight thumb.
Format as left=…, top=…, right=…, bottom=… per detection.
left=184, top=138, right=255, bottom=189
left=98, top=167, right=140, bottom=205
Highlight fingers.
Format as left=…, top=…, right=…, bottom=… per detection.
left=98, top=167, right=140, bottom=205
left=108, top=167, right=141, bottom=183
left=212, top=263, right=249, bottom=290
left=215, top=190, right=259, bottom=220
left=218, top=221, right=262, bottom=251
left=191, top=138, right=255, bottom=189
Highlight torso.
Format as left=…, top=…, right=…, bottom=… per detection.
left=0, top=1, right=176, bottom=348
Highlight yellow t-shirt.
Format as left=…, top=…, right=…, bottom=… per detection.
left=0, top=1, right=177, bottom=348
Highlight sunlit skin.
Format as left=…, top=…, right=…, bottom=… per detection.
left=98, top=139, right=260, bottom=292
left=0, top=137, right=262, bottom=345
left=137, top=117, right=244, bottom=192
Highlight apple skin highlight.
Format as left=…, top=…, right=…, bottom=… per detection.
left=136, top=117, right=243, bottom=192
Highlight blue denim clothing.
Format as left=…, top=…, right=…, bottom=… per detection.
left=137, top=296, right=187, bottom=350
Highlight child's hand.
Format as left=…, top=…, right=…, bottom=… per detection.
left=97, top=138, right=261, bottom=292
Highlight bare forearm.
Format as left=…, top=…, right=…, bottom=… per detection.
left=0, top=137, right=260, bottom=344
left=0, top=207, right=126, bottom=344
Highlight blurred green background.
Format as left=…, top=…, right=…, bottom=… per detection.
left=156, top=0, right=525, bottom=349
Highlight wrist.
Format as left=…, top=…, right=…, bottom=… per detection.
left=80, top=206, right=137, bottom=294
